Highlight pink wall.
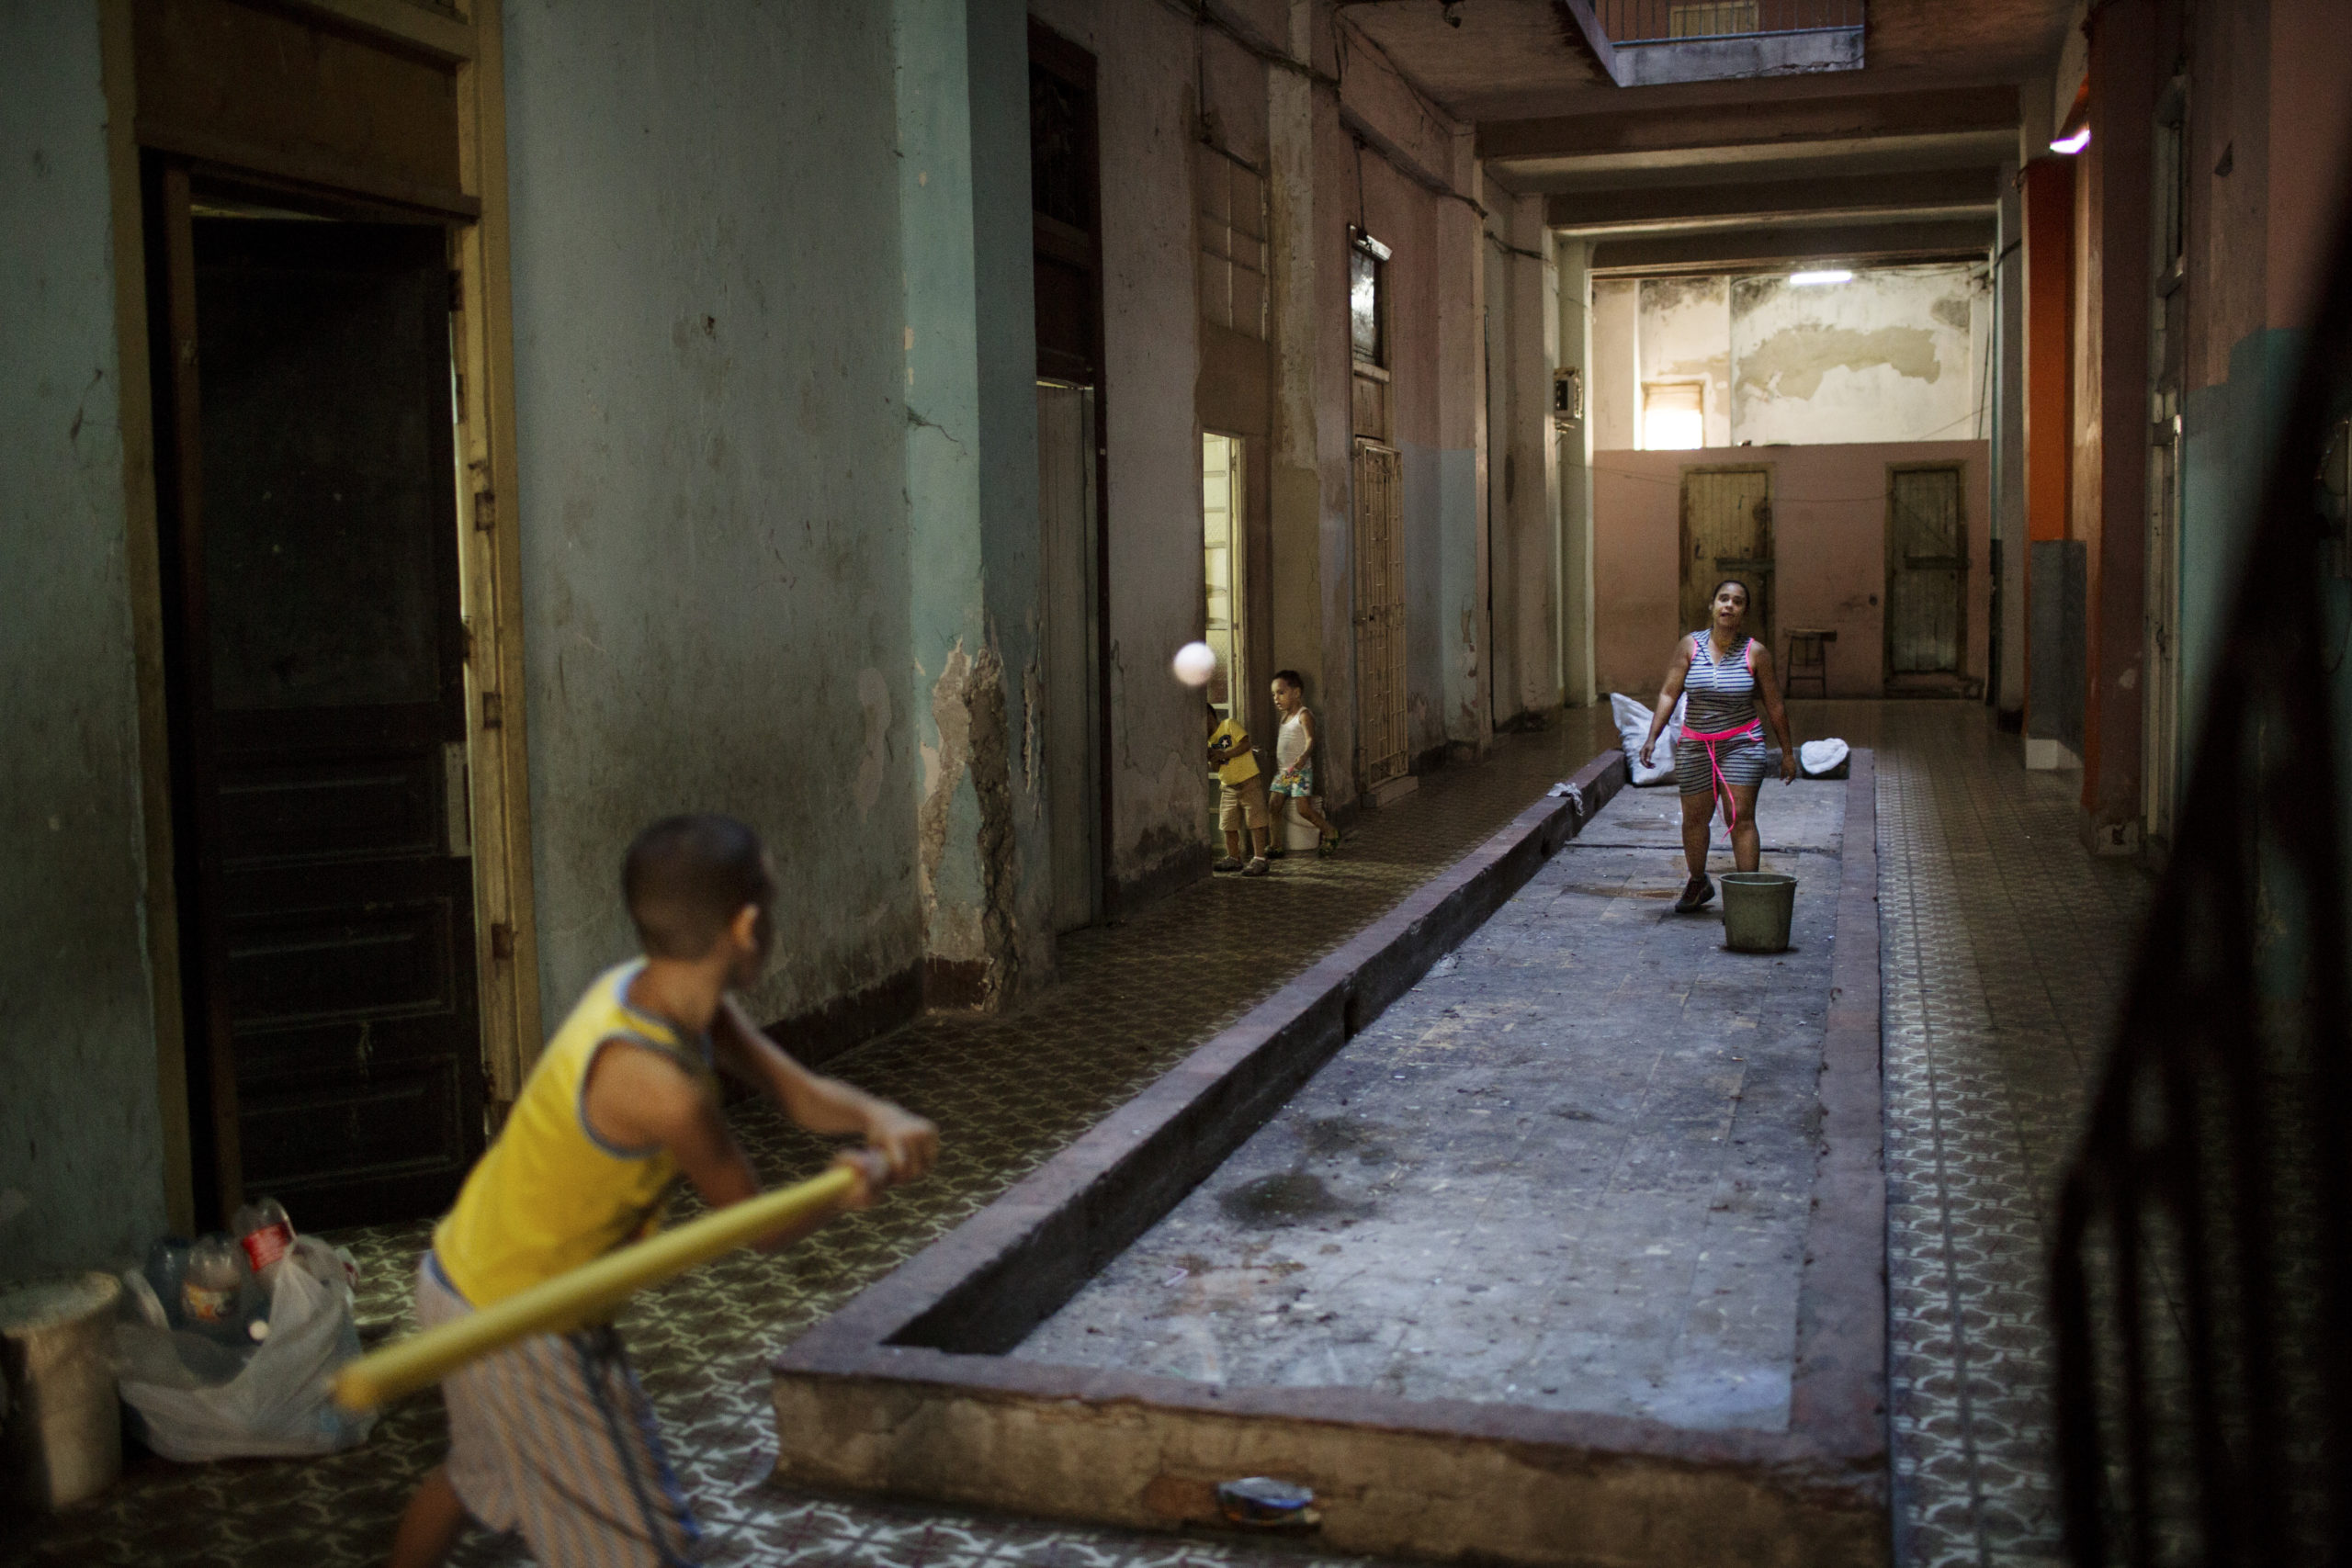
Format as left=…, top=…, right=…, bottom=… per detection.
left=1594, top=441, right=1993, bottom=701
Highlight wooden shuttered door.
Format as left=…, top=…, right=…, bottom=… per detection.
left=1886, top=465, right=1966, bottom=677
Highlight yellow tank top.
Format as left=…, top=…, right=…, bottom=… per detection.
left=433, top=960, right=718, bottom=1308
left=1211, top=718, right=1260, bottom=785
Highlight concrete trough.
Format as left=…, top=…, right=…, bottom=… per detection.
left=773, top=750, right=1886, bottom=1567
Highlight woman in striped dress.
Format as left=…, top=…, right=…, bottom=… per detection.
left=1636, top=579, right=1797, bottom=912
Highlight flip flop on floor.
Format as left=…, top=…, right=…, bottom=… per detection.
left=1674, top=874, right=1715, bottom=913
left=1317, top=827, right=1342, bottom=858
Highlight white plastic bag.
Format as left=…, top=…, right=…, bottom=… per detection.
left=115, top=1236, right=375, bottom=1461
left=1611, top=692, right=1685, bottom=787
left=1800, top=739, right=1850, bottom=777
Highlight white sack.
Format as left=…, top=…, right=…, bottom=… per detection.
left=115, top=1237, right=375, bottom=1461
left=1611, top=692, right=1685, bottom=787
left=1800, top=739, right=1851, bottom=777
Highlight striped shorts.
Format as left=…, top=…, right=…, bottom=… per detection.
left=416, top=1254, right=701, bottom=1567
left=1673, top=732, right=1769, bottom=798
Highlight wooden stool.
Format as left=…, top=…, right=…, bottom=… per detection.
left=1783, top=629, right=1834, bottom=698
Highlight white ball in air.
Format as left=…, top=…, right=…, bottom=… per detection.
left=1171, top=641, right=1218, bottom=688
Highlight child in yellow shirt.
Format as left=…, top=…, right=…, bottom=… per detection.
left=1207, top=705, right=1272, bottom=876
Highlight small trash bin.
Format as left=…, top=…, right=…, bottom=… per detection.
left=1721, top=872, right=1796, bottom=953
left=1281, top=809, right=1320, bottom=854
left=1, top=1271, right=123, bottom=1511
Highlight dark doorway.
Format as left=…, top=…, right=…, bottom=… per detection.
left=149, top=170, right=484, bottom=1229
left=1031, top=21, right=1113, bottom=927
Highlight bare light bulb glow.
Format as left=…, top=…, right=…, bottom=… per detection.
left=2051, top=128, right=2090, bottom=154
left=1789, top=269, right=1853, bottom=288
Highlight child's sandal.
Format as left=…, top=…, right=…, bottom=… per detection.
left=1318, top=828, right=1342, bottom=858
left=1240, top=856, right=1272, bottom=877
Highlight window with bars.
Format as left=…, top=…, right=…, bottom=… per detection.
left=1196, top=143, right=1268, bottom=340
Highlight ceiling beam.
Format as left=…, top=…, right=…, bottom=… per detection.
left=1546, top=166, right=1999, bottom=232
left=1588, top=219, right=1997, bottom=274
left=1479, top=85, right=2018, bottom=162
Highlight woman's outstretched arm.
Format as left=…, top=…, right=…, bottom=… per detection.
left=1638, top=637, right=1695, bottom=766
left=1749, top=641, right=1798, bottom=782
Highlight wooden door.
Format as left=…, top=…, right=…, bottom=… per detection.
left=1679, top=467, right=1774, bottom=651
left=156, top=197, right=484, bottom=1227
left=1352, top=440, right=1408, bottom=794
left=1886, top=465, right=1966, bottom=677
left=1037, top=382, right=1101, bottom=934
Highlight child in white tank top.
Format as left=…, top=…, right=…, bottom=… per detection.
left=1268, top=671, right=1340, bottom=856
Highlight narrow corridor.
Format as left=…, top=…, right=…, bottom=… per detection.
left=10, top=704, right=2150, bottom=1568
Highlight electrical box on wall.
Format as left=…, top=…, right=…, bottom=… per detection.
left=1553, top=366, right=1583, bottom=427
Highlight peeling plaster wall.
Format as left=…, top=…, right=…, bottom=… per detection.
left=1592, top=265, right=1992, bottom=449
left=1637, top=276, right=1732, bottom=447
left=901, top=0, right=1047, bottom=1001
left=503, top=4, right=923, bottom=1024
left=1593, top=441, right=1993, bottom=701
left=1732, top=267, right=1987, bottom=446
left=0, top=1, right=170, bottom=1279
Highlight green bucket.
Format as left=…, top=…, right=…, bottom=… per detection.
left=1720, top=872, right=1796, bottom=953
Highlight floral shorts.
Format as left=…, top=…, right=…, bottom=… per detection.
left=1270, top=761, right=1314, bottom=798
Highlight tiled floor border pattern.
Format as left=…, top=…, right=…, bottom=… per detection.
left=1875, top=713, right=2151, bottom=1568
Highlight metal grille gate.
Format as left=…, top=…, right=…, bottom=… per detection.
left=1352, top=439, right=1407, bottom=794
left=2052, top=184, right=2352, bottom=1566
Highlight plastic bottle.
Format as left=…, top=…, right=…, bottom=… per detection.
left=143, top=1236, right=192, bottom=1330
left=181, top=1234, right=247, bottom=1341
left=233, top=1196, right=297, bottom=1282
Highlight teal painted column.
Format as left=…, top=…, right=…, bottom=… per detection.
left=895, top=0, right=1047, bottom=1006
left=0, top=0, right=172, bottom=1272
left=2179, top=327, right=2305, bottom=764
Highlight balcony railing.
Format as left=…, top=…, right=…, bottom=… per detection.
left=1596, top=0, right=1864, bottom=44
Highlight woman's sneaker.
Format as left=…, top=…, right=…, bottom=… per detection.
left=1674, top=874, right=1715, bottom=913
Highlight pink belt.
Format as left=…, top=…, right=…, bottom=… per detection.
left=1683, top=718, right=1763, bottom=829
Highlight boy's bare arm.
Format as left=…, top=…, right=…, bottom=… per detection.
left=583, top=1040, right=884, bottom=1250
left=1297, top=708, right=1317, bottom=758
left=712, top=999, right=938, bottom=1181
left=583, top=1041, right=758, bottom=1209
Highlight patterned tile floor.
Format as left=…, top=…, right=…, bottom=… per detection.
left=8, top=702, right=2153, bottom=1568
left=1849, top=703, right=2154, bottom=1568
